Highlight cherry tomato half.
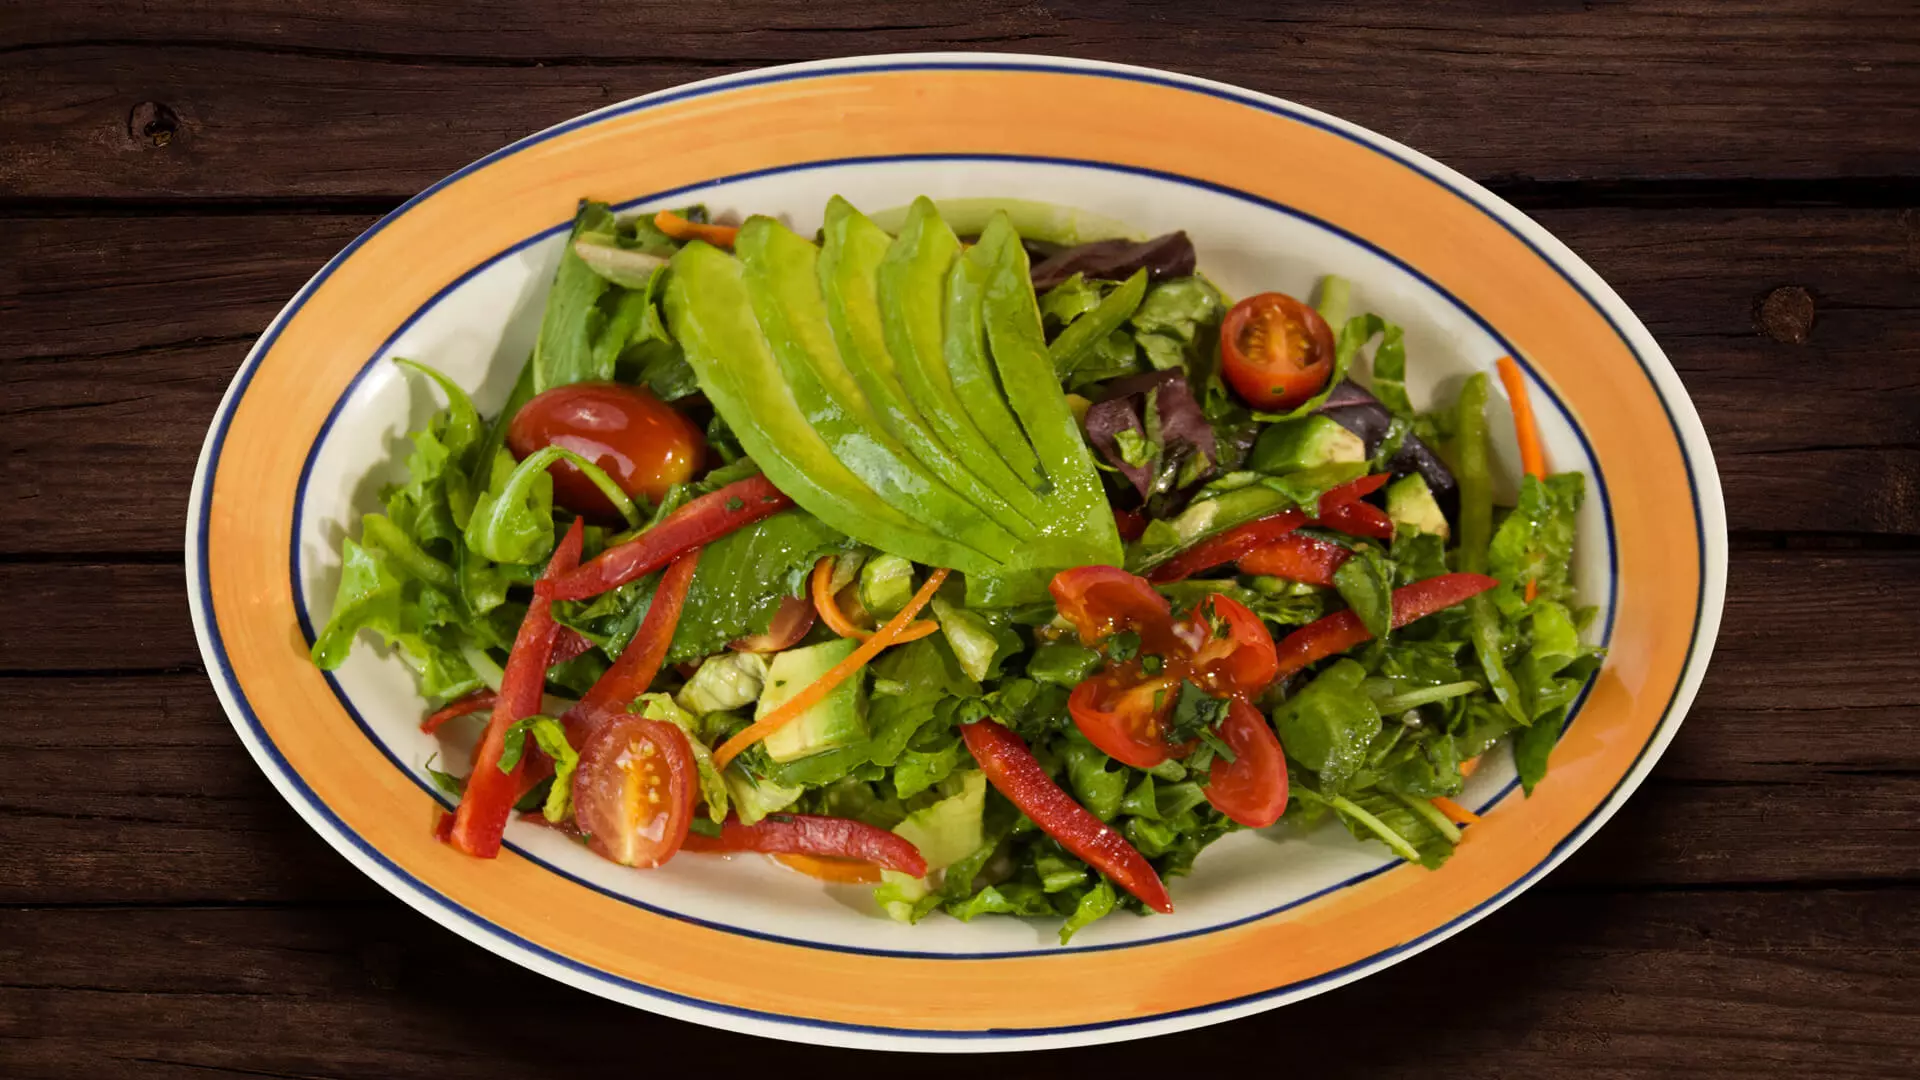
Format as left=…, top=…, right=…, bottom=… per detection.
left=730, top=594, right=817, bottom=653
left=1219, top=292, right=1337, bottom=410
left=1203, top=699, right=1289, bottom=828
left=1067, top=668, right=1185, bottom=768
left=570, top=716, right=696, bottom=868
left=1050, top=566, right=1175, bottom=649
left=507, top=382, right=706, bottom=520
left=1183, top=593, right=1280, bottom=698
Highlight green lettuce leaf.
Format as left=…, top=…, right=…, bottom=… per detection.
left=1488, top=472, right=1585, bottom=617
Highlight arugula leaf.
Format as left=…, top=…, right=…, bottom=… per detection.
left=1059, top=879, right=1116, bottom=944
left=1165, top=681, right=1230, bottom=745
left=893, top=724, right=966, bottom=800
left=1270, top=660, right=1382, bottom=791
left=1332, top=544, right=1395, bottom=640
left=1489, top=472, right=1586, bottom=616
left=1038, top=272, right=1107, bottom=329
left=1130, top=277, right=1225, bottom=351
left=424, top=754, right=466, bottom=799
left=494, top=715, right=581, bottom=824
left=865, top=638, right=980, bottom=768
left=1050, top=270, right=1148, bottom=378
left=533, top=201, right=623, bottom=392
left=1513, top=707, right=1565, bottom=796
left=636, top=694, right=729, bottom=822
left=1364, top=319, right=1412, bottom=420
left=1060, top=730, right=1129, bottom=821
left=310, top=539, right=407, bottom=669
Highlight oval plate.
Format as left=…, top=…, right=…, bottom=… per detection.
left=187, top=54, right=1727, bottom=1051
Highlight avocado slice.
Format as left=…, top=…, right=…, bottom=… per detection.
left=819, top=197, right=1038, bottom=540
left=734, top=216, right=1021, bottom=563
left=879, top=198, right=1054, bottom=524
left=972, top=214, right=1124, bottom=573
left=758, top=638, right=868, bottom=763
left=1248, top=415, right=1367, bottom=474
left=1387, top=473, right=1450, bottom=539
left=943, top=238, right=1050, bottom=492
left=663, top=241, right=1000, bottom=573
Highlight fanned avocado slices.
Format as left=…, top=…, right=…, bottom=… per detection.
left=662, top=198, right=1122, bottom=604
left=878, top=197, right=1053, bottom=523
left=734, top=215, right=1023, bottom=565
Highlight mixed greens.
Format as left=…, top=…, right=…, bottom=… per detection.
left=311, top=196, right=1598, bottom=943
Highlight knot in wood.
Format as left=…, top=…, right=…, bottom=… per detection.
left=1756, top=286, right=1815, bottom=344
left=127, top=101, right=180, bottom=148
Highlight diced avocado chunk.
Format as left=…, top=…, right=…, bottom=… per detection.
left=758, top=638, right=868, bottom=763
left=1248, top=415, right=1366, bottom=474
left=722, top=763, right=802, bottom=826
left=859, top=553, right=915, bottom=617
left=675, top=652, right=768, bottom=715
left=930, top=595, right=1004, bottom=682
left=876, top=770, right=988, bottom=921
left=1387, top=473, right=1450, bottom=539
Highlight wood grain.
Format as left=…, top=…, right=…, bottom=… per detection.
left=2, top=3, right=1918, bottom=199
left=4, top=889, right=1915, bottom=1078
left=4, top=3, right=1917, bottom=1071
left=3, top=207, right=1916, bottom=554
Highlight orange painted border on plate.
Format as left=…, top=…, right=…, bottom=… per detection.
left=206, top=66, right=1699, bottom=1031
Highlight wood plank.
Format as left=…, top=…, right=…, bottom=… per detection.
left=2, top=2, right=1918, bottom=199
left=2, top=889, right=1914, bottom=1077
left=0, top=563, right=196, bottom=672
left=3, top=207, right=1916, bottom=554
left=2, top=549, right=1914, bottom=903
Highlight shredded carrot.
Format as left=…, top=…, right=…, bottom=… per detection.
left=1459, top=754, right=1482, bottom=779
left=812, top=556, right=870, bottom=638
left=655, top=210, right=739, bottom=248
left=715, top=569, right=950, bottom=769
left=811, top=554, right=939, bottom=643
left=1497, top=356, right=1549, bottom=602
left=774, top=853, right=883, bottom=885
left=1431, top=795, right=1482, bottom=826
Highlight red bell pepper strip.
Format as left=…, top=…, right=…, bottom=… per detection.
left=1273, top=573, right=1498, bottom=680
left=960, top=717, right=1174, bottom=914
left=679, top=814, right=928, bottom=877
left=564, top=547, right=701, bottom=743
left=1236, top=533, right=1352, bottom=586
left=420, top=688, right=497, bottom=734
left=551, top=475, right=789, bottom=601
left=448, top=518, right=585, bottom=858
left=1312, top=498, right=1394, bottom=541
left=1147, top=473, right=1389, bottom=583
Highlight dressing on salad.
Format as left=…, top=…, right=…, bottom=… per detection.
left=313, top=196, right=1599, bottom=943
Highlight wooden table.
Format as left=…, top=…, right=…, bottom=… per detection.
left=4, top=3, right=1917, bottom=1075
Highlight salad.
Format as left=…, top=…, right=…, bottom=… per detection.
left=310, top=196, right=1598, bottom=942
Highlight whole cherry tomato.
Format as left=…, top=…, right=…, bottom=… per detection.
left=507, top=382, right=705, bottom=519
